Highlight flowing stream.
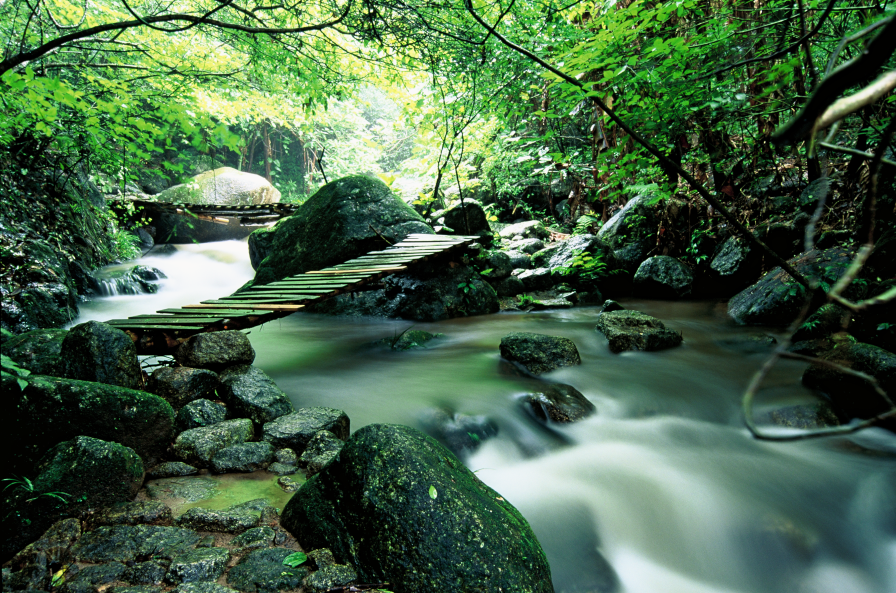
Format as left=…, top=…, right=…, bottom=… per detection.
left=75, top=240, right=896, bottom=593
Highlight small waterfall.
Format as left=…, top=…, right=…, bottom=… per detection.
left=88, top=264, right=167, bottom=296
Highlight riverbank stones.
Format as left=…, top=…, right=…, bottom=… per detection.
left=211, top=442, right=274, bottom=473
left=219, top=365, right=293, bottom=426
left=176, top=399, right=227, bottom=432
left=151, top=368, right=223, bottom=410
left=226, top=548, right=308, bottom=593
left=60, top=321, right=142, bottom=389
left=499, top=332, right=581, bottom=375
left=165, top=548, right=230, bottom=584
left=173, top=419, right=254, bottom=466
left=174, top=331, right=255, bottom=372
left=261, top=408, right=349, bottom=454
left=595, top=310, right=683, bottom=353
left=1, top=328, right=67, bottom=376
left=147, top=462, right=199, bottom=479
left=298, top=431, right=344, bottom=477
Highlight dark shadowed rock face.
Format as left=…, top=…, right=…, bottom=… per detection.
left=61, top=321, right=142, bottom=389
left=521, top=383, right=596, bottom=423
left=280, top=424, right=553, bottom=593
left=710, top=235, right=762, bottom=292
left=802, top=342, right=896, bottom=427
left=1, top=373, right=174, bottom=475
left=499, top=332, right=581, bottom=375
left=176, top=399, right=227, bottom=433
left=633, top=256, right=693, bottom=299
left=440, top=200, right=490, bottom=236
left=299, top=431, right=344, bottom=477
left=150, top=367, right=223, bottom=410
left=1, top=328, right=68, bottom=376
left=418, top=408, right=498, bottom=458
left=728, top=247, right=854, bottom=326
left=596, top=195, right=659, bottom=272
left=248, top=175, right=433, bottom=287
left=174, top=331, right=255, bottom=372
left=594, top=310, right=682, bottom=353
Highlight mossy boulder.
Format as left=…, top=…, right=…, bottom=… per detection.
left=176, top=399, right=227, bottom=433
left=172, top=418, right=254, bottom=467
left=499, top=332, right=581, bottom=375
left=1, top=373, right=174, bottom=475
left=210, top=442, right=274, bottom=474
left=219, top=365, right=294, bottom=426
left=226, top=548, right=308, bottom=592
left=60, top=321, right=142, bottom=389
left=438, top=200, right=490, bottom=236
left=280, top=424, right=553, bottom=593
left=174, top=332, right=255, bottom=373
left=261, top=408, right=349, bottom=454
left=802, top=342, right=896, bottom=427
left=150, top=367, right=224, bottom=410
left=710, top=235, right=762, bottom=292
left=247, top=175, right=433, bottom=287
left=596, top=195, right=659, bottom=272
left=633, top=256, right=693, bottom=299
left=1, top=328, right=67, bottom=376
left=595, top=310, right=683, bottom=353
left=728, top=247, right=855, bottom=326
left=156, top=167, right=280, bottom=206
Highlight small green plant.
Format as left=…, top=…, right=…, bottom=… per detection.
left=1, top=475, right=71, bottom=504
left=516, top=294, right=536, bottom=307
left=479, top=268, right=494, bottom=276
left=553, top=249, right=609, bottom=282
left=2, top=354, right=30, bottom=390
left=686, top=220, right=713, bottom=265
left=282, top=551, right=308, bottom=568
left=457, top=281, right=475, bottom=294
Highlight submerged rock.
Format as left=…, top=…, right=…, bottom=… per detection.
left=174, top=332, right=255, bottom=372
left=499, top=332, right=581, bottom=375
left=595, top=310, right=683, bottom=353
left=376, top=329, right=441, bottom=351
left=219, top=365, right=293, bottom=426
left=521, top=383, right=596, bottom=423
left=418, top=408, right=498, bottom=457
left=1, top=328, right=68, bottom=376
left=60, top=321, right=142, bottom=389
left=633, top=256, right=693, bottom=299
left=280, top=424, right=552, bottom=593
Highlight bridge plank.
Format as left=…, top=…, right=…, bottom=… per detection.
left=185, top=304, right=304, bottom=311
left=156, top=308, right=271, bottom=316
left=106, top=323, right=204, bottom=330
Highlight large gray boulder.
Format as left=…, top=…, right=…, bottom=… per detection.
left=210, top=442, right=274, bottom=473
left=247, top=176, right=433, bottom=286
left=261, top=408, right=350, bottom=454
left=280, top=424, right=553, bottom=593
left=0, top=328, right=67, bottom=376
left=175, top=399, right=227, bottom=432
left=439, top=200, right=490, bottom=235
left=173, top=418, right=254, bottom=466
left=710, top=235, right=762, bottom=291
left=218, top=365, right=294, bottom=426
left=633, top=256, right=693, bottom=299
left=595, top=310, right=683, bottom=353
left=500, top=332, right=581, bottom=375
left=150, top=367, right=223, bottom=410
left=174, top=331, right=255, bottom=372
left=728, top=247, right=855, bottom=325
left=1, top=373, right=174, bottom=475
left=60, top=321, right=142, bottom=389
left=156, top=167, right=280, bottom=206
left=597, top=195, right=659, bottom=272
left=499, top=220, right=550, bottom=240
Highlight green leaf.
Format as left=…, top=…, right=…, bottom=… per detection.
left=429, top=485, right=438, bottom=500
left=282, top=552, right=307, bottom=568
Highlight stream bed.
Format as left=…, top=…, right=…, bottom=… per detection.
left=74, top=240, right=896, bottom=593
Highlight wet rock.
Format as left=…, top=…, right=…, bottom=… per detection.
left=302, top=564, right=358, bottom=593
left=176, top=399, right=227, bottom=433
left=479, top=251, right=512, bottom=280
left=633, top=256, right=693, bottom=299
left=595, top=310, right=683, bottom=353
left=1, top=239, right=79, bottom=333
left=307, top=548, right=335, bottom=568
left=377, top=329, right=441, bottom=351
left=440, top=201, right=490, bottom=236
left=248, top=175, right=432, bottom=287
left=231, top=526, right=275, bottom=551
left=60, top=321, right=142, bottom=389
left=508, top=237, right=545, bottom=254
left=280, top=424, right=552, bottom=593
left=516, top=267, right=554, bottom=291
left=113, top=586, right=165, bottom=593
left=710, top=235, right=762, bottom=292
left=92, top=501, right=172, bottom=527
left=418, top=408, right=497, bottom=457
left=73, top=525, right=201, bottom=563
left=174, top=332, right=255, bottom=373
left=173, top=418, right=254, bottom=466
left=274, top=448, right=298, bottom=466
left=490, top=275, right=525, bottom=297
left=176, top=500, right=275, bottom=534
left=144, top=477, right=218, bottom=503
left=150, top=368, right=223, bottom=411
left=504, top=250, right=532, bottom=269
left=60, top=562, right=127, bottom=593
left=262, top=408, right=349, bottom=454
left=500, top=332, right=581, bottom=375
left=227, top=547, right=308, bottom=593
left=219, top=365, right=293, bottom=426
left=147, top=462, right=198, bottom=479
left=165, top=548, right=230, bottom=584
left=802, top=342, right=896, bottom=425
left=599, top=299, right=624, bottom=313
left=522, top=383, right=596, bottom=423
left=499, top=220, right=550, bottom=240
left=123, top=561, right=169, bottom=586
left=768, top=402, right=840, bottom=430
left=173, top=583, right=239, bottom=593
left=211, top=442, right=275, bottom=473
left=1, top=328, right=67, bottom=376
left=5, top=518, right=81, bottom=589
left=530, top=294, right=575, bottom=310
left=788, top=339, right=832, bottom=357
left=791, top=304, right=850, bottom=342
left=728, top=247, right=855, bottom=326
left=267, top=463, right=297, bottom=476
left=1, top=373, right=174, bottom=475
left=597, top=195, right=659, bottom=272
left=277, top=477, right=301, bottom=493
left=299, top=431, right=345, bottom=477
left=718, top=333, right=778, bottom=354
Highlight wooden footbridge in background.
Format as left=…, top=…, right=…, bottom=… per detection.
left=105, top=234, right=479, bottom=354
left=112, top=198, right=301, bottom=227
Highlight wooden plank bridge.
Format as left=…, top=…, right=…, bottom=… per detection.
left=112, top=198, right=301, bottom=227
left=105, top=234, right=479, bottom=354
